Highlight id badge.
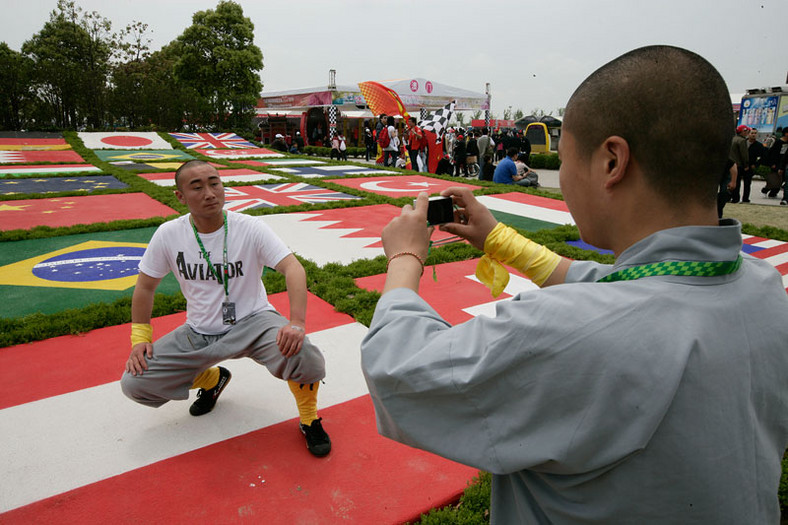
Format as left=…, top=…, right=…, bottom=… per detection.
left=222, top=301, right=236, bottom=325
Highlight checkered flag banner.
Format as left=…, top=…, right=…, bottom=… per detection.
left=419, top=101, right=455, bottom=143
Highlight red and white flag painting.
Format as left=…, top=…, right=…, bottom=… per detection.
left=259, top=204, right=463, bottom=266
left=327, top=174, right=478, bottom=198
left=742, top=234, right=788, bottom=293
left=0, top=150, right=86, bottom=164
left=356, top=258, right=538, bottom=325
left=476, top=192, right=576, bottom=226
left=78, top=132, right=173, bottom=150
left=223, top=182, right=361, bottom=211
left=168, top=132, right=257, bottom=149
left=0, top=292, right=476, bottom=523
left=139, top=168, right=284, bottom=187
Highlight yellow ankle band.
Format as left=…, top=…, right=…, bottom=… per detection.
left=192, top=367, right=220, bottom=390
left=130, top=323, right=153, bottom=347
left=476, top=222, right=562, bottom=296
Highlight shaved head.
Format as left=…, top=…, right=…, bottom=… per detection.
left=564, top=46, right=733, bottom=205
left=174, top=159, right=213, bottom=191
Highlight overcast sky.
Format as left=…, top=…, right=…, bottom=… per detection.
left=3, top=0, right=786, bottom=117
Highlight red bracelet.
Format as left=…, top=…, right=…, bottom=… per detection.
left=386, top=251, right=425, bottom=275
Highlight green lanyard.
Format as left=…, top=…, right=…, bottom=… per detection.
left=190, top=210, right=230, bottom=297
left=597, top=256, right=743, bottom=283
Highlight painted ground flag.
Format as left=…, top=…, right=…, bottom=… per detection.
left=94, top=150, right=194, bottom=163
left=356, top=258, right=538, bottom=325
left=259, top=203, right=462, bottom=266
left=78, top=132, right=173, bottom=150
left=0, top=138, right=71, bottom=151
left=139, top=168, right=284, bottom=187
left=200, top=148, right=285, bottom=159
left=0, top=175, right=127, bottom=195
left=169, top=132, right=258, bottom=149
left=0, top=227, right=181, bottom=318
left=327, top=174, right=478, bottom=197
left=270, top=165, right=391, bottom=178
left=228, top=159, right=326, bottom=167
left=0, top=291, right=476, bottom=523
left=223, top=182, right=361, bottom=211
left=0, top=150, right=86, bottom=164
left=0, top=193, right=176, bottom=231
left=0, top=164, right=102, bottom=176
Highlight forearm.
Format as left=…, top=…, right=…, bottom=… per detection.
left=382, top=254, right=423, bottom=294
left=131, top=285, right=156, bottom=324
left=284, top=264, right=308, bottom=325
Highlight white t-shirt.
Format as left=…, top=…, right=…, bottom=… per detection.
left=384, top=125, right=399, bottom=151
left=139, top=211, right=292, bottom=334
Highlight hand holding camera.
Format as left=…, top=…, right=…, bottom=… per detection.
left=437, top=187, right=499, bottom=251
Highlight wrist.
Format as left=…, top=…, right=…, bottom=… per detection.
left=130, top=323, right=152, bottom=347
left=386, top=251, right=425, bottom=276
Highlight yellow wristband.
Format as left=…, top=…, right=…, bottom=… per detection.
left=130, top=323, right=153, bottom=347
left=475, top=222, right=562, bottom=296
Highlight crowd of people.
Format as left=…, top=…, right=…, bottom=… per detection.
left=719, top=124, right=788, bottom=217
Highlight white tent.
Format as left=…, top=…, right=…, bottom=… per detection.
left=257, top=77, right=488, bottom=113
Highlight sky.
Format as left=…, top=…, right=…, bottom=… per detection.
left=3, top=0, right=786, bottom=117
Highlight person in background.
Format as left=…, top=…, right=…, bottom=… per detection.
left=406, top=117, right=424, bottom=172
left=729, top=124, right=750, bottom=203
left=270, top=133, right=288, bottom=152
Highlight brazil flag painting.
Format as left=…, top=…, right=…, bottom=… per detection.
left=0, top=228, right=179, bottom=318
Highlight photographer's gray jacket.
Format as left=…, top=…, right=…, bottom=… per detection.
left=361, top=219, right=788, bottom=524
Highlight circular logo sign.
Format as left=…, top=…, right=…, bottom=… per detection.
left=425, top=81, right=433, bottom=94
left=32, top=246, right=145, bottom=282
left=100, top=135, right=153, bottom=147
left=410, top=79, right=419, bottom=92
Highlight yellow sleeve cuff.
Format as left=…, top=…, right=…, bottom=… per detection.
left=475, top=223, right=562, bottom=296
left=130, top=323, right=153, bottom=347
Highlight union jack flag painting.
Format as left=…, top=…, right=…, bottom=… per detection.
left=222, top=183, right=361, bottom=211
left=168, top=132, right=257, bottom=149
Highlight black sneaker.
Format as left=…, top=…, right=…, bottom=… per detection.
left=189, top=366, right=231, bottom=416
left=300, top=418, right=331, bottom=457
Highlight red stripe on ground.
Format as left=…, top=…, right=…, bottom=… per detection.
left=0, top=395, right=477, bottom=524
left=0, top=193, right=176, bottom=230
left=0, top=293, right=352, bottom=410
left=742, top=236, right=767, bottom=245
left=489, top=191, right=570, bottom=212
left=750, top=242, right=788, bottom=258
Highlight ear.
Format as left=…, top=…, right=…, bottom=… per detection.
left=600, top=136, right=631, bottom=190
left=174, top=189, right=186, bottom=206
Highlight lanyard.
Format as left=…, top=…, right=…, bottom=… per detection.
left=190, top=211, right=230, bottom=297
left=597, top=256, right=743, bottom=283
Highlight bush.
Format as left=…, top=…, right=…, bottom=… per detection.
left=529, top=153, right=560, bottom=170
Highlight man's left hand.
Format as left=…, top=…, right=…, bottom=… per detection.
left=276, top=323, right=305, bottom=357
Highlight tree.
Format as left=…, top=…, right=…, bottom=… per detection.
left=174, top=1, right=263, bottom=130
left=0, top=43, right=33, bottom=130
left=22, top=0, right=112, bottom=129
left=109, top=21, right=152, bottom=128
left=513, top=108, right=524, bottom=121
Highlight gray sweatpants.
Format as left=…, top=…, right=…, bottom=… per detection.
left=120, top=310, right=326, bottom=408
